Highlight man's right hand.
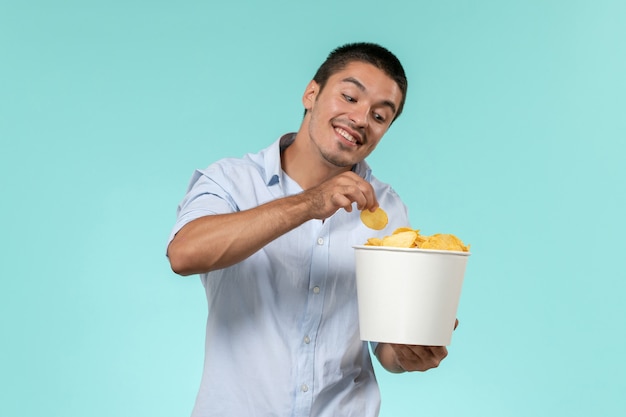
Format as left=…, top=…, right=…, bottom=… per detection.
left=300, top=171, right=379, bottom=220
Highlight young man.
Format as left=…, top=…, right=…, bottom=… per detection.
left=167, top=42, right=452, bottom=416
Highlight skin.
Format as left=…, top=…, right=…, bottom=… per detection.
left=167, top=61, right=454, bottom=373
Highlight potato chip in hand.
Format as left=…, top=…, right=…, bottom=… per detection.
left=360, top=207, right=388, bottom=230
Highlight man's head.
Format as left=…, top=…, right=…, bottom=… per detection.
left=310, top=42, right=408, bottom=122
left=299, top=54, right=404, bottom=170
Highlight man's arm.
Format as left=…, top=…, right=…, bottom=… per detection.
left=167, top=171, right=379, bottom=276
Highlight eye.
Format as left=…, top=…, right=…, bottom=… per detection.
left=373, top=112, right=386, bottom=123
left=342, top=94, right=356, bottom=103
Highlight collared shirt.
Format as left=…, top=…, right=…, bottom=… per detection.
left=168, top=133, right=410, bottom=417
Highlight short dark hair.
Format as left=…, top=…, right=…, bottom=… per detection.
left=310, top=42, right=408, bottom=121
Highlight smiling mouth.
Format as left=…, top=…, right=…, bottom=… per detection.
left=334, top=126, right=361, bottom=145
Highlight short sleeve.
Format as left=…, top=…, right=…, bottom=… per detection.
left=166, top=168, right=238, bottom=248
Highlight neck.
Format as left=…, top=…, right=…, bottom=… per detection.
left=281, top=129, right=351, bottom=190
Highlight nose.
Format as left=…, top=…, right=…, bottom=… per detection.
left=349, top=103, right=369, bottom=128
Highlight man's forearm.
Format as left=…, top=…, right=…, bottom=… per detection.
left=167, top=193, right=313, bottom=275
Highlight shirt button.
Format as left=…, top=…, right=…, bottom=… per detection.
left=304, top=335, right=311, bottom=344
left=317, top=237, right=324, bottom=245
left=313, top=286, right=320, bottom=294
left=301, top=384, right=309, bottom=392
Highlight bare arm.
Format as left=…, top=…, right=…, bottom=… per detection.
left=167, top=171, right=378, bottom=276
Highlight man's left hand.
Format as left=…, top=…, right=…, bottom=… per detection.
left=375, top=319, right=458, bottom=373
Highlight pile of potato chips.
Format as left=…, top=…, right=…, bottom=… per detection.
left=365, top=228, right=470, bottom=252
left=359, top=207, right=469, bottom=252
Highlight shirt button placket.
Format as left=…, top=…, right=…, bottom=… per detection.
left=295, top=232, right=327, bottom=414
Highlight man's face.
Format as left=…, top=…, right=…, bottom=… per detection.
left=303, top=61, right=403, bottom=169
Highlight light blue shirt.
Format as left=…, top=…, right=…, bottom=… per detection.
left=168, top=133, right=410, bottom=417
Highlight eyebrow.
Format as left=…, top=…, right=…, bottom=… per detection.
left=341, top=77, right=398, bottom=115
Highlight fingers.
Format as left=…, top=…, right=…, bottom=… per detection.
left=351, top=177, right=378, bottom=211
left=330, top=191, right=356, bottom=213
left=305, top=172, right=378, bottom=219
left=392, top=344, right=449, bottom=372
left=350, top=173, right=379, bottom=211
left=329, top=173, right=376, bottom=211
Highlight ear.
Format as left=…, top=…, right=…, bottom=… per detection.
left=302, top=80, right=319, bottom=111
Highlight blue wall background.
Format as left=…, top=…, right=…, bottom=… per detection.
left=1, top=1, right=624, bottom=416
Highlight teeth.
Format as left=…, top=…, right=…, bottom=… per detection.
left=336, top=127, right=356, bottom=143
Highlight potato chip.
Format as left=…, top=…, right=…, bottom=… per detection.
left=419, top=234, right=470, bottom=252
left=382, top=231, right=418, bottom=248
left=365, top=237, right=383, bottom=246
left=360, top=207, right=388, bottom=230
